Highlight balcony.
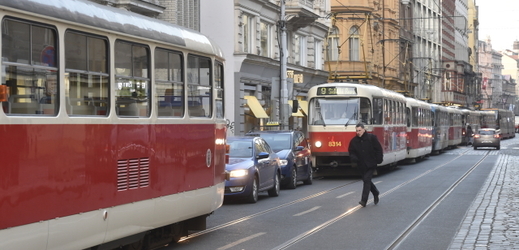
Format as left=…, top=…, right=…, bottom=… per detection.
left=285, top=0, right=321, bottom=30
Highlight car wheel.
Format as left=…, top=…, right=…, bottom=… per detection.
left=497, top=146, right=500, bottom=150
left=303, top=164, right=313, bottom=185
left=285, top=166, right=297, bottom=189
left=268, top=173, right=280, bottom=197
left=474, top=146, right=477, bottom=150
left=246, top=176, right=259, bottom=203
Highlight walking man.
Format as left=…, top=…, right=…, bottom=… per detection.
left=348, top=123, right=383, bottom=207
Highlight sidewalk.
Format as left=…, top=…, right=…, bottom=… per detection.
left=449, top=149, right=519, bottom=249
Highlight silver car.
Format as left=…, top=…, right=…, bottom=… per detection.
left=473, top=128, right=500, bottom=150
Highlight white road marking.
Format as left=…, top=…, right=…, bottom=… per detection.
left=293, top=206, right=321, bottom=217
left=336, top=191, right=354, bottom=199
left=216, top=232, right=266, bottom=250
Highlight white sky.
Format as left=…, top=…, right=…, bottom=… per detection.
left=477, top=0, right=519, bottom=51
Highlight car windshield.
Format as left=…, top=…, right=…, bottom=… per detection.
left=479, top=130, right=495, bottom=135
left=228, top=140, right=253, bottom=158
left=258, top=134, right=291, bottom=151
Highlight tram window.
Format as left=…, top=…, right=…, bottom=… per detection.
left=65, top=31, right=109, bottom=116
left=155, top=48, right=183, bottom=117
left=187, top=55, right=212, bottom=118
left=373, top=98, right=383, bottom=125
left=215, top=61, right=224, bottom=119
left=1, top=19, right=58, bottom=115
left=115, top=40, right=150, bottom=117
left=359, top=98, right=371, bottom=124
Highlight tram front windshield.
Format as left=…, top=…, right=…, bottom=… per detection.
left=309, top=98, right=361, bottom=126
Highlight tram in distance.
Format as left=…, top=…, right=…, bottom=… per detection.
left=306, top=82, right=515, bottom=177
left=0, top=0, right=227, bottom=250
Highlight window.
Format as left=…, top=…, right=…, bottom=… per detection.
left=260, top=21, right=271, bottom=57
left=2, top=19, right=58, bottom=115
left=114, top=40, right=150, bottom=117
left=327, top=26, right=339, bottom=61
left=187, top=55, right=212, bottom=118
left=65, top=31, right=109, bottom=116
left=349, top=26, right=360, bottom=61
left=373, top=98, right=383, bottom=125
left=242, top=15, right=254, bottom=53
left=294, top=34, right=306, bottom=66
left=155, top=48, right=183, bottom=117
left=215, top=61, right=224, bottom=119
left=314, top=39, right=323, bottom=70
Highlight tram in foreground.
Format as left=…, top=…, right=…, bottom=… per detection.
left=0, top=0, right=227, bottom=249
left=307, top=82, right=407, bottom=176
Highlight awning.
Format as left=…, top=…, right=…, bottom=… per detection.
left=288, top=100, right=305, bottom=117
left=244, top=96, right=269, bottom=118
left=299, top=100, right=308, bottom=115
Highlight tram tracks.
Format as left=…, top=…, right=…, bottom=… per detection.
left=178, top=179, right=362, bottom=242
left=178, top=148, right=489, bottom=250
left=272, top=149, right=489, bottom=250
left=385, top=150, right=490, bottom=250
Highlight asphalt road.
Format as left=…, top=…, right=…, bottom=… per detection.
left=160, top=140, right=512, bottom=250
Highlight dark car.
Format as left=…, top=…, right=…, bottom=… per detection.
left=473, top=128, right=500, bottom=150
left=246, top=131, right=312, bottom=189
left=225, top=136, right=281, bottom=203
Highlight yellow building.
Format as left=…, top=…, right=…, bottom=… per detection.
left=326, top=0, right=412, bottom=95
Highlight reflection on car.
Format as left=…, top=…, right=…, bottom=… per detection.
left=246, top=131, right=312, bottom=189
left=473, top=128, right=500, bottom=150
left=225, top=136, right=281, bottom=203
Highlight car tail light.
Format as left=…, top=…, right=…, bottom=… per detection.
left=473, top=134, right=480, bottom=139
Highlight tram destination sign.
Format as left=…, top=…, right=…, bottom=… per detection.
left=316, top=86, right=357, bottom=95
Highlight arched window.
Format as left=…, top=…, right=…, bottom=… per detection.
left=349, top=26, right=360, bottom=61
left=327, top=26, right=340, bottom=61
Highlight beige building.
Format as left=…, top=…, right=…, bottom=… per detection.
left=326, top=0, right=406, bottom=93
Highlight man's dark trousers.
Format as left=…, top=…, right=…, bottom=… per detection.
left=360, top=166, right=379, bottom=202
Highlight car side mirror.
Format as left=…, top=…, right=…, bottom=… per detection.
left=257, top=152, right=269, bottom=159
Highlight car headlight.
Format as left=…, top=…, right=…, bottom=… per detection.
left=279, top=159, right=288, bottom=166
left=315, top=141, right=322, bottom=148
left=229, top=169, right=248, bottom=178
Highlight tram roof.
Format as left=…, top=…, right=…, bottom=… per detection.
left=312, top=82, right=406, bottom=101
left=0, top=0, right=224, bottom=58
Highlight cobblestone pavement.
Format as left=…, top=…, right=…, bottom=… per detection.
left=448, top=140, right=519, bottom=250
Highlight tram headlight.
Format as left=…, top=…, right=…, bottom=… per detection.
left=315, top=141, right=322, bottom=148
left=229, top=169, right=248, bottom=178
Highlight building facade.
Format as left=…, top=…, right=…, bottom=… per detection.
left=202, top=0, right=330, bottom=135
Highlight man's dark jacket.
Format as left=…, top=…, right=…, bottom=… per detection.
left=348, top=132, right=383, bottom=169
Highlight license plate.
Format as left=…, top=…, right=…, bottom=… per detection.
left=482, top=141, right=492, bottom=143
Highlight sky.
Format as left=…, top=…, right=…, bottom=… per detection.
left=477, top=0, right=519, bottom=51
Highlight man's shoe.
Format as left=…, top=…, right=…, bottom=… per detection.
left=374, top=195, right=379, bottom=205
left=359, top=201, right=366, bottom=207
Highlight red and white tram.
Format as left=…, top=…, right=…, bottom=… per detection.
left=430, top=104, right=449, bottom=154
left=404, top=97, right=433, bottom=161
left=0, top=0, right=227, bottom=249
left=447, top=107, right=463, bottom=148
left=307, top=83, right=407, bottom=176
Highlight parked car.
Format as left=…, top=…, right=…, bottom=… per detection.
left=473, top=128, right=500, bottom=150
left=246, top=131, right=312, bottom=189
left=225, top=136, right=281, bottom=203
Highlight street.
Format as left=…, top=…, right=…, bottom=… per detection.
left=157, top=136, right=519, bottom=250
